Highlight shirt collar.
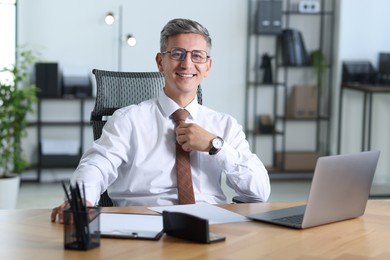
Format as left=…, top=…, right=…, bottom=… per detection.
left=158, top=90, right=199, bottom=120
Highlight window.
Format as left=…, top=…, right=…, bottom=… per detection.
left=0, top=0, right=16, bottom=81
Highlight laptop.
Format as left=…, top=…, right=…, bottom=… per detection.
left=247, top=150, right=380, bottom=229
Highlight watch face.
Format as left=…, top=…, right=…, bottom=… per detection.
left=212, top=137, right=223, bottom=149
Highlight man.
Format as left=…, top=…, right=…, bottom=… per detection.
left=51, top=18, right=270, bottom=223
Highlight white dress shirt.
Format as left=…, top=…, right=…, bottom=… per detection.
left=72, top=91, right=270, bottom=206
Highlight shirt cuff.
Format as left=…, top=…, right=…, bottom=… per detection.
left=213, top=142, right=239, bottom=171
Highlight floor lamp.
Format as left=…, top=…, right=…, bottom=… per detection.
left=105, top=5, right=136, bottom=71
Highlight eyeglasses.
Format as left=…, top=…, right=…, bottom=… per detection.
left=161, top=47, right=210, bottom=64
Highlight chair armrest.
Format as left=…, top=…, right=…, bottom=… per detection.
left=232, top=196, right=259, bottom=204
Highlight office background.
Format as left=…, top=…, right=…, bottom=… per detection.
left=13, top=0, right=390, bottom=197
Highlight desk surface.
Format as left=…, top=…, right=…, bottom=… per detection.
left=1, top=200, right=390, bottom=260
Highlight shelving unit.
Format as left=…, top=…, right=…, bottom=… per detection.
left=28, top=97, right=94, bottom=182
left=245, top=0, right=335, bottom=173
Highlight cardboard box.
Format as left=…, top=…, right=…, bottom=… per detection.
left=287, top=85, right=318, bottom=118
left=275, top=151, right=320, bottom=171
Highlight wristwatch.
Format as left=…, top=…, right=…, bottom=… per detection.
left=209, top=136, right=224, bottom=155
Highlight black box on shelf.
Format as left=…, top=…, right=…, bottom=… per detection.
left=35, top=62, right=62, bottom=98
left=378, top=53, right=390, bottom=85
left=40, top=154, right=81, bottom=168
left=255, top=0, right=282, bottom=35
left=342, top=61, right=377, bottom=84
left=258, top=114, right=275, bottom=134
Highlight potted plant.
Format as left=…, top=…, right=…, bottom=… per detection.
left=311, top=49, right=326, bottom=94
left=0, top=47, right=38, bottom=209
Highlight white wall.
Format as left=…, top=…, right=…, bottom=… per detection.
left=334, top=0, right=390, bottom=186
left=18, top=0, right=247, bottom=122
left=18, top=0, right=390, bottom=187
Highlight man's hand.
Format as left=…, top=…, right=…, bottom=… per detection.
left=175, top=122, right=216, bottom=152
left=51, top=200, right=93, bottom=223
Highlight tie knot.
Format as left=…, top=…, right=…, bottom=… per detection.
left=172, top=109, right=190, bottom=124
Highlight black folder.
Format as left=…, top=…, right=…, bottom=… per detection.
left=162, top=211, right=225, bottom=244
left=280, top=29, right=311, bottom=66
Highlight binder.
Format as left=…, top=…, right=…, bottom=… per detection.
left=280, top=29, right=311, bottom=66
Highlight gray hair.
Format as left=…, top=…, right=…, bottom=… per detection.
left=160, top=18, right=212, bottom=53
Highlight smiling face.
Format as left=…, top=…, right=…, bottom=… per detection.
left=156, top=33, right=212, bottom=107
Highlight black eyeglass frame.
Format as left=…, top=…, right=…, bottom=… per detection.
left=161, top=47, right=210, bottom=64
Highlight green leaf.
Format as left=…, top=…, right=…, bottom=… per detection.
left=0, top=46, right=40, bottom=177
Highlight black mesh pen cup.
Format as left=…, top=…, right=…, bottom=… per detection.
left=64, top=207, right=100, bottom=250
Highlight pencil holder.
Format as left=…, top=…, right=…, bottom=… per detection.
left=64, top=207, right=101, bottom=250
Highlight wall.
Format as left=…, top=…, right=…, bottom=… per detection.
left=18, top=0, right=390, bottom=187
left=18, top=0, right=247, bottom=121
left=334, top=0, right=390, bottom=187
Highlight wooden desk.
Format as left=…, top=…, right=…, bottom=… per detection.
left=1, top=200, right=390, bottom=259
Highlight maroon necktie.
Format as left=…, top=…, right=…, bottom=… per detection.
left=172, top=109, right=195, bottom=204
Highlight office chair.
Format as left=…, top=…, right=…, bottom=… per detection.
left=91, top=69, right=202, bottom=206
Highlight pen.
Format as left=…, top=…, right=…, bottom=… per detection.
left=61, top=181, right=71, bottom=207
left=76, top=182, right=89, bottom=247
left=82, top=182, right=91, bottom=243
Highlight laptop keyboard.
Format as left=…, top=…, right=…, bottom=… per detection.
left=273, top=214, right=304, bottom=225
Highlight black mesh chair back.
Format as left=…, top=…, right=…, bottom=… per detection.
left=91, top=69, right=203, bottom=206
left=91, top=70, right=164, bottom=140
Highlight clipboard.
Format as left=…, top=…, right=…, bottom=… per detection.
left=100, top=212, right=164, bottom=240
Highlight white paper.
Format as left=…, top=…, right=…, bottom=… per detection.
left=100, top=213, right=163, bottom=238
left=149, top=204, right=249, bottom=224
